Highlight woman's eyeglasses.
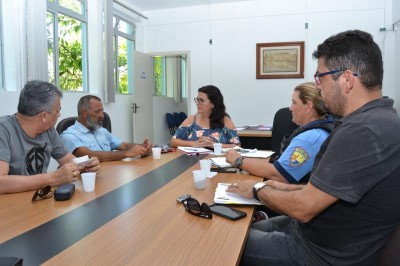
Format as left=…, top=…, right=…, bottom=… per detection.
left=32, top=186, right=53, bottom=202
left=182, top=197, right=212, bottom=219
left=194, top=98, right=209, bottom=105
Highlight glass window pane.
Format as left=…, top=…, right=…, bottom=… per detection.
left=154, top=56, right=163, bottom=96
left=47, top=12, right=55, bottom=84
left=118, top=19, right=133, bottom=35
left=117, top=36, right=128, bottom=93
left=58, top=13, right=83, bottom=91
left=59, top=0, right=84, bottom=15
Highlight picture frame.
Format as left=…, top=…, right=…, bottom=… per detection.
left=256, top=41, right=304, bottom=79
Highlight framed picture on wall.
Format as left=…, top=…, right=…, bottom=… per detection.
left=256, top=41, right=304, bottom=79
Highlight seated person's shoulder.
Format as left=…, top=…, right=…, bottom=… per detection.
left=223, top=116, right=236, bottom=130
left=297, top=128, right=330, bottom=141
left=180, top=115, right=195, bottom=127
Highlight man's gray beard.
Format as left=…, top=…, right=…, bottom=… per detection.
left=87, top=116, right=102, bottom=131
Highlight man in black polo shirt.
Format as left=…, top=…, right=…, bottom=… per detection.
left=228, top=30, right=400, bottom=265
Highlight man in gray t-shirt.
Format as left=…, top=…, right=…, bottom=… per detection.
left=0, top=80, right=100, bottom=194
left=226, top=30, right=400, bottom=265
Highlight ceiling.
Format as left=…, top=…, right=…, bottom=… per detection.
left=125, top=0, right=256, bottom=12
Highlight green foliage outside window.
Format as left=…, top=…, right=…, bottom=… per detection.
left=116, top=40, right=129, bottom=94
left=154, top=56, right=163, bottom=95
left=47, top=0, right=86, bottom=91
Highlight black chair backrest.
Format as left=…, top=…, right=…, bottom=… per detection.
left=173, top=112, right=182, bottom=128
left=377, top=224, right=400, bottom=265
left=56, top=112, right=112, bottom=134
left=166, top=113, right=176, bottom=135
left=271, top=107, right=298, bottom=152
left=179, top=112, right=187, bottom=123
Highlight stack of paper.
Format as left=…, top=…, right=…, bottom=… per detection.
left=214, top=183, right=262, bottom=205
left=177, top=146, right=212, bottom=155
left=210, top=157, right=232, bottom=168
left=241, top=150, right=275, bottom=158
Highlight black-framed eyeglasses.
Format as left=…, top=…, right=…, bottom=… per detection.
left=32, top=185, right=53, bottom=202
left=314, top=68, right=358, bottom=85
left=182, top=197, right=212, bottom=219
left=194, top=98, right=208, bottom=105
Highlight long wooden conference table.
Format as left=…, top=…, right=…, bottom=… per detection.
left=0, top=152, right=263, bottom=265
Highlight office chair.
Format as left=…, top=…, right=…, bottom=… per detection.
left=166, top=113, right=176, bottom=135
left=56, top=112, right=112, bottom=134
left=270, top=107, right=298, bottom=152
left=173, top=112, right=183, bottom=129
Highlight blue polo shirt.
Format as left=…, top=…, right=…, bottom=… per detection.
left=60, top=121, right=122, bottom=153
left=273, top=128, right=329, bottom=183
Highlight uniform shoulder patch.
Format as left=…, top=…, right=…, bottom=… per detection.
left=289, top=147, right=310, bottom=167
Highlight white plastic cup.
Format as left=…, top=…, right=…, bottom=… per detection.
left=200, top=159, right=211, bottom=174
left=192, top=170, right=206, bottom=189
left=152, top=147, right=162, bottom=159
left=73, top=155, right=89, bottom=166
left=81, top=172, right=96, bottom=192
left=213, top=143, right=223, bottom=156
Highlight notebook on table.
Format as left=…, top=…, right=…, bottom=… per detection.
left=177, top=146, right=212, bottom=155
left=214, top=183, right=262, bottom=205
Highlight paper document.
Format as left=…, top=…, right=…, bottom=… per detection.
left=241, top=150, right=275, bottom=158
left=178, top=146, right=212, bottom=155
left=214, top=183, right=262, bottom=205
left=210, top=157, right=232, bottom=168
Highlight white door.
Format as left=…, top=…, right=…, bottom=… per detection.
left=132, top=51, right=154, bottom=143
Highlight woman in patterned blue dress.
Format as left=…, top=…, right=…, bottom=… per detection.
left=171, top=85, right=240, bottom=148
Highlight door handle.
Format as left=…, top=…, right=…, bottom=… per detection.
left=131, top=103, right=140, bottom=113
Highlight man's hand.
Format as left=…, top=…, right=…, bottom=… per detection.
left=125, top=145, right=148, bottom=158
left=226, top=180, right=258, bottom=199
left=225, top=149, right=241, bottom=165
left=142, top=138, right=153, bottom=154
left=84, top=157, right=100, bottom=172
left=53, top=163, right=82, bottom=185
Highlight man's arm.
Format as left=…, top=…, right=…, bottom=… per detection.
left=227, top=180, right=337, bottom=223
left=261, top=180, right=337, bottom=222
left=0, top=160, right=81, bottom=194
left=73, top=142, right=148, bottom=162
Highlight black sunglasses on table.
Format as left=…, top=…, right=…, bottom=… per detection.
left=32, top=185, right=53, bottom=202
left=182, top=197, right=213, bottom=219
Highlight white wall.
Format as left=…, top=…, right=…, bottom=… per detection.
left=0, top=0, right=397, bottom=171
left=143, top=0, right=396, bottom=126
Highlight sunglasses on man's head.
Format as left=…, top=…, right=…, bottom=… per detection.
left=182, top=197, right=212, bottom=219
left=32, top=186, right=53, bottom=202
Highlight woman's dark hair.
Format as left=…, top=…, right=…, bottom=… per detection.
left=198, top=85, right=227, bottom=129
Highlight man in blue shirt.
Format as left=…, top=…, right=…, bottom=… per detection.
left=60, top=95, right=152, bottom=162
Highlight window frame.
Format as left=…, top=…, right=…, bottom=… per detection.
left=47, top=0, right=89, bottom=91
left=113, top=14, right=135, bottom=94
left=154, top=55, right=188, bottom=100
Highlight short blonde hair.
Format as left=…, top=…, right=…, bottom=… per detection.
left=294, top=82, right=327, bottom=116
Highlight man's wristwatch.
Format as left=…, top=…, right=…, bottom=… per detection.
left=253, top=182, right=267, bottom=201
left=233, top=156, right=245, bottom=169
